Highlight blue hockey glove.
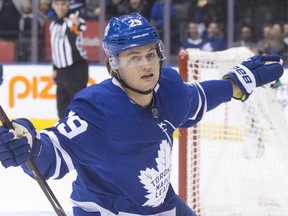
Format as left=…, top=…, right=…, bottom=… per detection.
left=0, top=118, right=42, bottom=168
left=223, top=54, right=284, bottom=101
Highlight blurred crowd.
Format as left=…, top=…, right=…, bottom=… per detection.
left=0, top=0, right=288, bottom=64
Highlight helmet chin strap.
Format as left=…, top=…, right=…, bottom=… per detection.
left=112, top=70, right=155, bottom=95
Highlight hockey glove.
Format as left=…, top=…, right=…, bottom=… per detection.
left=0, top=118, right=41, bottom=168
left=223, top=54, right=284, bottom=101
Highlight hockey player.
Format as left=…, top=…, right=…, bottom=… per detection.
left=0, top=13, right=284, bottom=215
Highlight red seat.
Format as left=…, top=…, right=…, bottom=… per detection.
left=0, top=41, right=15, bottom=62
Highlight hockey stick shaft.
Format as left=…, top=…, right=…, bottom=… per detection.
left=0, top=105, right=66, bottom=216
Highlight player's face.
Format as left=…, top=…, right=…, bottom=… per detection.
left=118, top=45, right=160, bottom=92
left=52, top=0, right=69, bottom=19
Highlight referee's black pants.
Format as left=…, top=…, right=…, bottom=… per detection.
left=55, top=60, right=89, bottom=119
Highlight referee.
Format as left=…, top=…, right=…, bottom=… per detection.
left=50, top=0, right=88, bottom=118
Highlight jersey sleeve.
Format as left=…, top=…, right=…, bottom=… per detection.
left=179, top=78, right=233, bottom=127
left=160, top=67, right=233, bottom=128
left=21, top=90, right=111, bottom=180
left=21, top=131, right=71, bottom=180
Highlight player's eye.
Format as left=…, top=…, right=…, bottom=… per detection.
left=146, top=52, right=157, bottom=62
left=128, top=56, right=142, bottom=66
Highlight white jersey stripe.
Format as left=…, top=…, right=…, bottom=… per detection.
left=71, top=199, right=176, bottom=216
left=41, top=130, right=75, bottom=179
left=186, top=81, right=207, bottom=120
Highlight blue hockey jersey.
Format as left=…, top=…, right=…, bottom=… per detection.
left=23, top=66, right=233, bottom=215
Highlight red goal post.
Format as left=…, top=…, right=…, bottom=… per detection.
left=178, top=47, right=288, bottom=216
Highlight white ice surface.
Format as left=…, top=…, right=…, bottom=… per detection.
left=0, top=140, right=179, bottom=215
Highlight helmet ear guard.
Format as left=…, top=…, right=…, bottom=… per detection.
left=155, top=40, right=166, bottom=61
left=108, top=55, right=120, bottom=70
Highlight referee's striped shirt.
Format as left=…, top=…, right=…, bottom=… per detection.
left=50, top=15, right=87, bottom=69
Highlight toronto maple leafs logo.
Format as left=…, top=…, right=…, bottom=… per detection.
left=138, top=140, right=172, bottom=207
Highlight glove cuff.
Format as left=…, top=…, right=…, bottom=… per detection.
left=223, top=64, right=257, bottom=101
left=229, top=64, right=256, bottom=93
left=30, top=139, right=42, bottom=158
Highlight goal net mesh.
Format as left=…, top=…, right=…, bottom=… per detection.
left=178, top=47, right=288, bottom=216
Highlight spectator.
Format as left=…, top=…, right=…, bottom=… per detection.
left=38, top=0, right=55, bottom=61
left=194, top=0, right=219, bottom=37
left=202, top=22, right=227, bottom=51
left=179, top=21, right=207, bottom=50
left=233, top=25, right=257, bottom=53
left=50, top=0, right=89, bottom=118
left=0, top=0, right=30, bottom=40
left=124, top=0, right=150, bottom=20
left=19, top=1, right=33, bottom=37
left=150, top=0, right=179, bottom=53
left=18, top=0, right=33, bottom=61
left=85, top=0, right=100, bottom=19
left=38, top=0, right=55, bottom=23
left=144, top=0, right=155, bottom=20
left=257, top=24, right=272, bottom=54
left=106, top=0, right=128, bottom=19
left=150, top=0, right=176, bottom=36
left=257, top=23, right=285, bottom=55
left=18, top=0, right=53, bottom=62
left=270, top=23, right=285, bottom=55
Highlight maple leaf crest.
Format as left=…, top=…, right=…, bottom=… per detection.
left=138, top=140, right=172, bottom=207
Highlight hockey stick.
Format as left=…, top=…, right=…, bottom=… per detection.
left=0, top=105, right=66, bottom=216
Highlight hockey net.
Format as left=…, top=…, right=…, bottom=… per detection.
left=178, top=47, right=288, bottom=216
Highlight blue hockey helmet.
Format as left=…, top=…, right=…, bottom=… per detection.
left=102, top=13, right=165, bottom=68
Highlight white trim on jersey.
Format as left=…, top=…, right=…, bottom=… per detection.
left=186, top=81, right=207, bottom=121
left=71, top=199, right=176, bottom=216
left=41, top=130, right=75, bottom=179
